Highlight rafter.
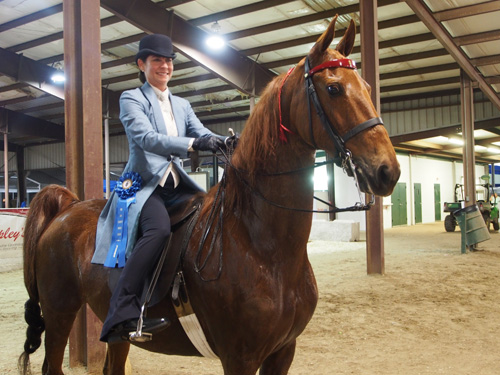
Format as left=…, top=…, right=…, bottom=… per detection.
left=0, top=47, right=64, bottom=99
left=0, top=108, right=64, bottom=142
left=188, top=0, right=293, bottom=27
left=433, top=0, right=500, bottom=22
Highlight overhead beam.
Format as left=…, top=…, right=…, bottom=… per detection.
left=381, top=76, right=460, bottom=93
left=433, top=0, right=500, bottom=22
left=224, top=0, right=402, bottom=41
left=455, top=29, right=500, bottom=46
left=189, top=0, right=293, bottom=27
left=8, top=16, right=122, bottom=54
left=470, top=54, right=500, bottom=67
left=0, top=108, right=64, bottom=141
left=405, top=0, right=500, bottom=111
left=0, top=3, right=63, bottom=32
left=390, top=117, right=500, bottom=144
left=100, top=0, right=274, bottom=96
left=0, top=47, right=64, bottom=99
left=380, top=62, right=458, bottom=81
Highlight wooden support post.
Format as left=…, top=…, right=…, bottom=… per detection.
left=360, top=0, right=385, bottom=275
left=460, top=70, right=476, bottom=207
left=63, top=0, right=104, bottom=373
left=16, top=147, right=26, bottom=207
left=326, top=152, right=336, bottom=222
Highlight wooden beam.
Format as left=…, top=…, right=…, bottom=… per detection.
left=189, top=0, right=293, bottom=27
left=433, top=0, right=500, bottom=22
left=0, top=108, right=64, bottom=141
left=64, top=0, right=105, bottom=372
left=470, top=54, right=500, bottom=67
left=360, top=0, right=384, bottom=275
left=0, top=3, right=63, bottom=32
left=225, top=0, right=401, bottom=41
left=455, top=30, right=500, bottom=46
left=0, top=47, right=64, bottom=99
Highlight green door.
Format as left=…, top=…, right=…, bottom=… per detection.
left=391, top=182, right=407, bottom=226
left=434, top=184, right=441, bottom=221
left=414, top=183, right=422, bottom=224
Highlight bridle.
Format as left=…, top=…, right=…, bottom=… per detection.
left=195, top=59, right=384, bottom=280
left=277, top=55, right=385, bottom=210
left=280, top=56, right=383, bottom=172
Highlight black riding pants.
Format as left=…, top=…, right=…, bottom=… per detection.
left=100, top=180, right=177, bottom=341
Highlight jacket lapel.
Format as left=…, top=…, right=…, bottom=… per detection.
left=141, top=82, right=167, bottom=135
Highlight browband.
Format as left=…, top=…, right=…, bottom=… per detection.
left=306, top=58, right=357, bottom=78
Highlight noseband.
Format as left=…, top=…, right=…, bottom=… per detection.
left=279, top=56, right=383, bottom=170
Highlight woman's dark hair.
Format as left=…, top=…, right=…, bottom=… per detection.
left=138, top=56, right=147, bottom=83
left=138, top=70, right=146, bottom=84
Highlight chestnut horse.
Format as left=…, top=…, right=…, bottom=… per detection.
left=19, top=16, right=399, bottom=375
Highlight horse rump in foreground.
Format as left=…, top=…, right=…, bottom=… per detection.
left=19, top=16, right=399, bottom=375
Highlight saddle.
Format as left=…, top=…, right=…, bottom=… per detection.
left=109, top=193, right=204, bottom=306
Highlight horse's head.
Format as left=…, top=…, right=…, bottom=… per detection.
left=282, top=15, right=400, bottom=197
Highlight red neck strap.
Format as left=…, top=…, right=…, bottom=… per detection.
left=278, top=66, right=296, bottom=143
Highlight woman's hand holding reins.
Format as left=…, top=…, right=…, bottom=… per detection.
left=192, top=136, right=226, bottom=153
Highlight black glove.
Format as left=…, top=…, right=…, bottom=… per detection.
left=192, top=136, right=226, bottom=153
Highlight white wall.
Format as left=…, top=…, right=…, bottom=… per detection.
left=314, top=153, right=490, bottom=230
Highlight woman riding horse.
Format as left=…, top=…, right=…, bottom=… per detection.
left=19, top=15, right=399, bottom=375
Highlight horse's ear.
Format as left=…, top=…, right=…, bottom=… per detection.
left=336, top=19, right=356, bottom=57
left=310, top=14, right=338, bottom=56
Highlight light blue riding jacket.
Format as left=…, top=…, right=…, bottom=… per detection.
left=92, top=82, right=213, bottom=264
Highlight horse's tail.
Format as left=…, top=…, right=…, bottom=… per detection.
left=19, top=184, right=79, bottom=375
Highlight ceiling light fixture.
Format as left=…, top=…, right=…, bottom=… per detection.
left=51, top=62, right=65, bottom=83
left=206, top=21, right=225, bottom=50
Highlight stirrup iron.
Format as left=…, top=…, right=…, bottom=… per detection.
left=129, top=305, right=152, bottom=342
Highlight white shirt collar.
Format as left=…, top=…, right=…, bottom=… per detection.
left=151, top=85, right=169, bottom=101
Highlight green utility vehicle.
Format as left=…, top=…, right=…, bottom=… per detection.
left=443, top=179, right=499, bottom=232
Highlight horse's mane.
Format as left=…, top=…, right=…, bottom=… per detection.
left=213, top=72, right=293, bottom=214
left=233, top=73, right=285, bottom=175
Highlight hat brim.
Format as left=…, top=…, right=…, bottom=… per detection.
left=135, top=49, right=177, bottom=64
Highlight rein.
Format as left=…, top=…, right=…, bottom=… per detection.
left=218, top=150, right=373, bottom=214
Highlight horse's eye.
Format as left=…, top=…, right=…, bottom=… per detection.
left=327, top=84, right=342, bottom=96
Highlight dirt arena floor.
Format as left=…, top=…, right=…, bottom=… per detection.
left=1, top=222, right=499, bottom=374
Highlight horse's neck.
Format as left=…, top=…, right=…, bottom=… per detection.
left=227, top=142, right=316, bottom=257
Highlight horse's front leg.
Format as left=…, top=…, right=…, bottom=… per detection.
left=221, top=357, right=261, bottom=375
left=259, top=341, right=296, bottom=375
left=103, top=342, right=130, bottom=375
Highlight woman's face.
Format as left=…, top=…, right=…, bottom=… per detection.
left=138, top=55, right=174, bottom=91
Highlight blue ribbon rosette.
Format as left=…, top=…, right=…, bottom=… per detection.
left=104, top=172, right=142, bottom=268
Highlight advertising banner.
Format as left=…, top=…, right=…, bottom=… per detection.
left=0, top=209, right=28, bottom=252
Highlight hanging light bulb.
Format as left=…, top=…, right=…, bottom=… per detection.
left=206, top=21, right=225, bottom=50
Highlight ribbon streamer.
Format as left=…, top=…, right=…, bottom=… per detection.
left=104, top=172, right=142, bottom=268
